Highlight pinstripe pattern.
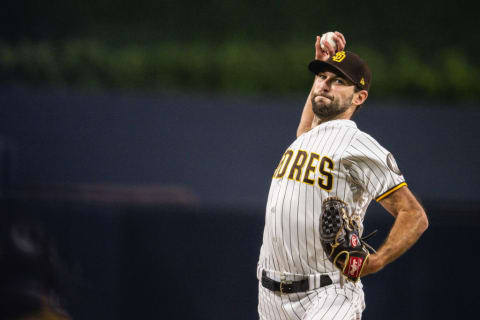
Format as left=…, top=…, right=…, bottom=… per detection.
left=258, top=281, right=365, bottom=320
left=258, top=119, right=405, bottom=320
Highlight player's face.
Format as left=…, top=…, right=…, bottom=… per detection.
left=311, top=70, right=356, bottom=119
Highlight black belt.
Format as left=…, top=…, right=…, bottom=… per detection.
left=261, top=271, right=332, bottom=294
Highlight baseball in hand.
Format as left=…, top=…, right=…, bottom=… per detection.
left=320, top=32, right=337, bottom=52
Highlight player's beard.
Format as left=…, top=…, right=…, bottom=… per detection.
left=311, top=93, right=353, bottom=119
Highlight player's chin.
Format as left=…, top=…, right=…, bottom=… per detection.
left=313, top=104, right=332, bottom=118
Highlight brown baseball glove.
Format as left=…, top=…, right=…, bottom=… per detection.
left=320, top=197, right=377, bottom=282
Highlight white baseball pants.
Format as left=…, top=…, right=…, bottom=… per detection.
left=258, top=275, right=365, bottom=320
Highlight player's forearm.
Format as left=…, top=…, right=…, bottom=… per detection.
left=374, top=207, right=428, bottom=270
left=296, top=81, right=315, bottom=138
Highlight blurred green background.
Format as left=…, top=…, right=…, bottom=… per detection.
left=1, top=0, right=479, bottom=100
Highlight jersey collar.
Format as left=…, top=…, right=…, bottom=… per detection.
left=315, top=119, right=357, bottom=130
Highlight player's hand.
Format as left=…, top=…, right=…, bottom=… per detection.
left=315, top=31, right=346, bottom=61
left=360, top=253, right=384, bottom=277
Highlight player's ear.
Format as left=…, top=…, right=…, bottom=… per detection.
left=352, top=90, right=368, bottom=106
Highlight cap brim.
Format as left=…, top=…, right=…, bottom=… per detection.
left=308, top=60, right=356, bottom=86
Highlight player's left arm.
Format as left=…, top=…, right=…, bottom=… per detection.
left=361, top=185, right=429, bottom=276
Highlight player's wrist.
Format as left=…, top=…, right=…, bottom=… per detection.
left=369, top=253, right=386, bottom=273
left=360, top=254, right=382, bottom=277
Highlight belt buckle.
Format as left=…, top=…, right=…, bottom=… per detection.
left=279, top=280, right=292, bottom=294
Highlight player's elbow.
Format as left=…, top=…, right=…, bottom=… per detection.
left=416, top=207, right=429, bottom=233
left=399, top=207, right=428, bottom=234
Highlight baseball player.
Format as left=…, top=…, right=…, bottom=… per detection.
left=257, top=31, right=428, bottom=320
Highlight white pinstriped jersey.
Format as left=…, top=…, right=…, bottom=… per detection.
left=258, top=119, right=406, bottom=276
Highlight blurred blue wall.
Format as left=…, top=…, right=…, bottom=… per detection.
left=1, top=85, right=478, bottom=206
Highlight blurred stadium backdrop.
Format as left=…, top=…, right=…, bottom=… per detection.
left=1, top=1, right=478, bottom=319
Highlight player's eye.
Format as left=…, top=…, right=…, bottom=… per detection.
left=334, top=78, right=345, bottom=85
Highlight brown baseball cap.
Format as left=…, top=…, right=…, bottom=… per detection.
left=308, top=51, right=372, bottom=91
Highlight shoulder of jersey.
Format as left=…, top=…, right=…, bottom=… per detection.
left=350, top=129, right=382, bottom=148
left=297, top=128, right=315, bottom=140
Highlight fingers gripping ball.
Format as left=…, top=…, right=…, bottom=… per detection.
left=320, top=32, right=337, bottom=52
left=320, top=197, right=376, bottom=282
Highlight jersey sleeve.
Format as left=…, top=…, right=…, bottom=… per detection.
left=343, top=133, right=406, bottom=202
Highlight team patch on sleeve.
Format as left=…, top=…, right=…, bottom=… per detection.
left=386, top=153, right=402, bottom=175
